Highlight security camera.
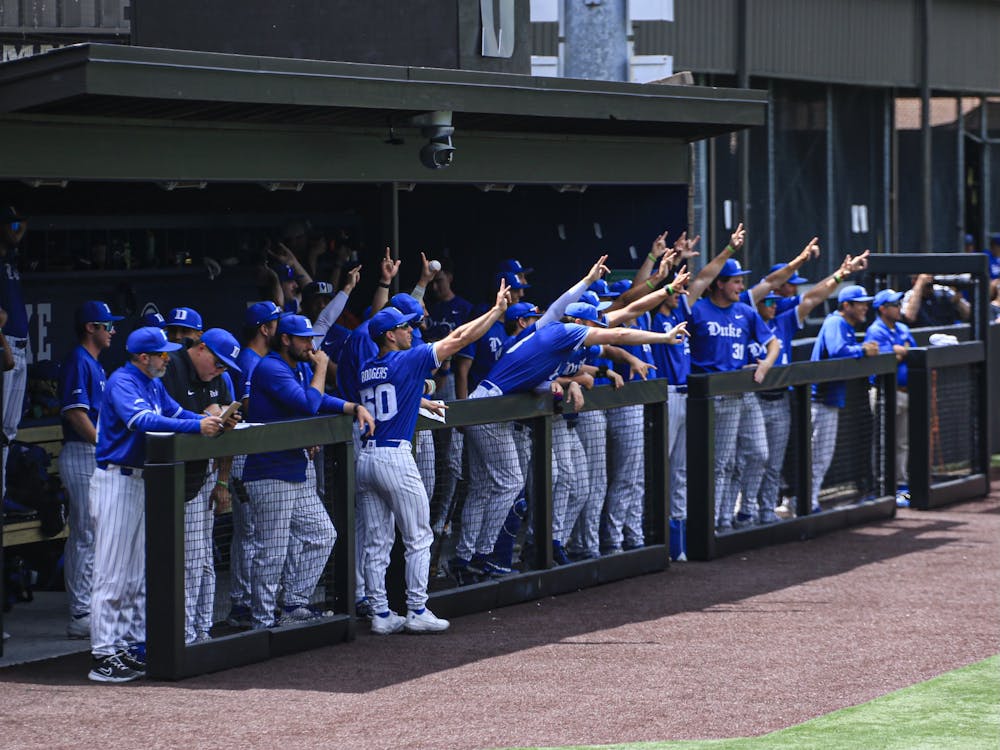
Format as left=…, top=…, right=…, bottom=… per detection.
left=420, top=126, right=455, bottom=169
left=411, top=111, right=456, bottom=170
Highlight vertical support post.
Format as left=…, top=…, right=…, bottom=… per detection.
left=643, top=400, right=669, bottom=547
left=956, top=94, right=965, bottom=252
left=826, top=84, right=836, bottom=267
left=793, top=385, right=812, bottom=518
left=530, top=414, right=553, bottom=570
left=382, top=183, right=400, bottom=293
left=884, top=90, right=893, bottom=254
left=330, top=438, right=356, bottom=626
left=685, top=381, right=714, bottom=561
left=907, top=350, right=931, bottom=509
left=144, top=458, right=186, bottom=680
left=881, top=372, right=897, bottom=501
left=736, top=0, right=750, bottom=232
left=980, top=97, right=990, bottom=250
left=919, top=0, right=933, bottom=251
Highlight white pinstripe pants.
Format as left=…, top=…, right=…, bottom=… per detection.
left=604, top=404, right=645, bottom=547
left=59, top=441, right=96, bottom=618
left=415, top=429, right=435, bottom=501
left=2, top=341, right=27, bottom=496
left=228, top=453, right=254, bottom=609
left=459, top=419, right=522, bottom=560
left=184, top=469, right=216, bottom=642
left=811, top=402, right=840, bottom=509
left=89, top=467, right=145, bottom=657
left=246, top=473, right=336, bottom=628
left=714, top=393, right=768, bottom=524
left=357, top=443, right=433, bottom=615
left=552, top=417, right=590, bottom=545
left=667, top=389, right=688, bottom=519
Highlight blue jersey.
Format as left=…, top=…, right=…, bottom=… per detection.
left=428, top=295, right=475, bottom=362
left=811, top=312, right=866, bottom=408
left=243, top=353, right=349, bottom=482
left=358, top=343, right=440, bottom=442
left=0, top=256, right=28, bottom=338
left=336, top=326, right=379, bottom=404
left=556, top=344, right=601, bottom=378
left=235, top=348, right=264, bottom=401
left=480, top=322, right=590, bottom=395
left=320, top=324, right=352, bottom=364
left=652, top=297, right=692, bottom=386
left=984, top=250, right=1000, bottom=280
left=739, top=290, right=799, bottom=315
left=749, top=307, right=802, bottom=366
left=612, top=313, right=656, bottom=383
left=59, top=345, right=107, bottom=443
left=467, top=319, right=506, bottom=391
left=864, top=318, right=916, bottom=388
left=95, top=362, right=202, bottom=468
left=689, top=299, right=774, bottom=374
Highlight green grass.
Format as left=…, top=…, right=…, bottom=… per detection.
left=516, top=655, right=1000, bottom=750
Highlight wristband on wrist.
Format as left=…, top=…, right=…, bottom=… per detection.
left=377, top=282, right=390, bottom=289
left=833, top=273, right=842, bottom=284
left=666, top=284, right=674, bottom=296
left=215, top=480, right=229, bottom=489
left=596, top=365, right=609, bottom=378
left=647, top=252, right=657, bottom=263
left=646, top=279, right=656, bottom=290
left=725, top=244, right=735, bottom=254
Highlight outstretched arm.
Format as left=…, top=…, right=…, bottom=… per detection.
left=605, top=265, right=690, bottom=328
left=434, top=281, right=511, bottom=361
left=745, top=236, right=821, bottom=305
left=796, top=250, right=869, bottom=323
left=537, top=255, right=610, bottom=329
left=687, top=223, right=745, bottom=301
left=369, top=247, right=400, bottom=318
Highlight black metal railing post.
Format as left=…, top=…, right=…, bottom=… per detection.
left=530, top=412, right=554, bottom=571
left=793, top=385, right=812, bottom=519
left=685, top=385, right=714, bottom=561
left=644, top=398, right=669, bottom=548
left=329, top=438, right=357, bottom=629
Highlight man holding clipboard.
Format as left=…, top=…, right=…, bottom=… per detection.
left=160, top=327, right=243, bottom=644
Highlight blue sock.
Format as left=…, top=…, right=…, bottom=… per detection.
left=412, top=608, right=425, bottom=615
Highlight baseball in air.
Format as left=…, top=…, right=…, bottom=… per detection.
left=428, top=259, right=442, bottom=272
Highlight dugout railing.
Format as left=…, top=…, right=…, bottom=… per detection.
left=140, top=379, right=670, bottom=679
left=686, top=354, right=899, bottom=561
left=417, top=379, right=670, bottom=619
left=143, top=414, right=357, bottom=680
left=866, top=253, right=992, bottom=509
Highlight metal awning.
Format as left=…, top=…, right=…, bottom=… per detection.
left=0, top=44, right=767, bottom=184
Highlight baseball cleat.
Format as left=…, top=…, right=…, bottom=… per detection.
left=225, top=605, right=253, bottom=628
left=404, top=608, right=450, bottom=633
left=281, top=605, right=334, bottom=623
left=732, top=512, right=755, bottom=529
left=355, top=597, right=375, bottom=620
left=371, top=610, right=406, bottom=635
left=88, top=652, right=142, bottom=683
left=482, top=560, right=512, bottom=577
left=758, top=509, right=782, bottom=524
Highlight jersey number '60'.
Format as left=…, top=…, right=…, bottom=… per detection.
left=360, top=383, right=399, bottom=421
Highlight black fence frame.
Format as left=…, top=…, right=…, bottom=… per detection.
left=907, top=341, right=990, bottom=509
left=415, top=379, right=670, bottom=620
left=144, top=415, right=357, bottom=680
left=142, top=379, right=670, bottom=679
left=686, top=354, right=900, bottom=561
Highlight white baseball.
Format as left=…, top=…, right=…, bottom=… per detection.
left=428, top=259, right=442, bottom=272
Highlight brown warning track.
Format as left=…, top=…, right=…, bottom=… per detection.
left=2, top=487, right=998, bottom=750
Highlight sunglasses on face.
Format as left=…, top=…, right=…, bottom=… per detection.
left=883, top=301, right=901, bottom=307
left=90, top=321, right=115, bottom=332
left=144, top=351, right=169, bottom=361
left=211, top=355, right=228, bottom=371
left=393, top=322, right=412, bottom=331
left=763, top=299, right=776, bottom=307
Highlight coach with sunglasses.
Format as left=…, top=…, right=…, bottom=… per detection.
left=160, top=326, right=243, bottom=644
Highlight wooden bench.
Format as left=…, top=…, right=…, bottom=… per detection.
left=2, top=423, right=70, bottom=548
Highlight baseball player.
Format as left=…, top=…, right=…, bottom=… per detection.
left=358, top=281, right=509, bottom=634
left=160, top=328, right=243, bottom=643
left=0, top=206, right=28, bottom=498
left=810, top=285, right=880, bottom=514
left=59, top=300, right=124, bottom=639
left=88, top=326, right=226, bottom=683
left=243, top=314, right=374, bottom=629
left=688, top=244, right=781, bottom=530
left=452, top=256, right=688, bottom=580
left=164, top=306, right=203, bottom=347
left=864, top=288, right=917, bottom=507
left=225, top=301, right=283, bottom=628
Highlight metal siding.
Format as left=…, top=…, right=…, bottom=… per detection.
left=929, top=0, right=1000, bottom=94
left=0, top=0, right=127, bottom=29
left=749, top=0, right=917, bottom=88
left=632, top=20, right=670, bottom=56
left=531, top=21, right=559, bottom=56
left=670, top=0, right=737, bottom=74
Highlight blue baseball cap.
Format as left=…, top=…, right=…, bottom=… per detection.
left=991, top=233, right=1000, bottom=245
left=964, top=233, right=975, bottom=245
left=497, top=271, right=530, bottom=290
left=587, top=279, right=619, bottom=298
left=200, top=328, right=242, bottom=373
left=389, top=293, right=424, bottom=321
left=126, top=326, right=182, bottom=355
left=369, top=307, right=421, bottom=337
left=165, top=307, right=203, bottom=331
left=760, top=291, right=782, bottom=303
left=245, top=301, right=282, bottom=327
left=277, top=314, right=316, bottom=337
left=505, top=301, right=541, bottom=322
left=577, top=290, right=613, bottom=311
left=142, top=311, right=166, bottom=328
left=497, top=258, right=533, bottom=276
left=75, top=300, right=124, bottom=327
left=872, top=289, right=904, bottom=308
left=838, top=284, right=874, bottom=304
left=609, top=279, right=632, bottom=296
left=766, top=262, right=808, bottom=285
left=719, top=259, right=752, bottom=278
left=565, top=301, right=608, bottom=327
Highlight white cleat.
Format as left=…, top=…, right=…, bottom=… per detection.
left=371, top=610, right=406, bottom=635
left=67, top=614, right=91, bottom=639
left=404, top=608, right=450, bottom=634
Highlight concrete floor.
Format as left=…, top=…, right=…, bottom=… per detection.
left=0, top=591, right=89, bottom=667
